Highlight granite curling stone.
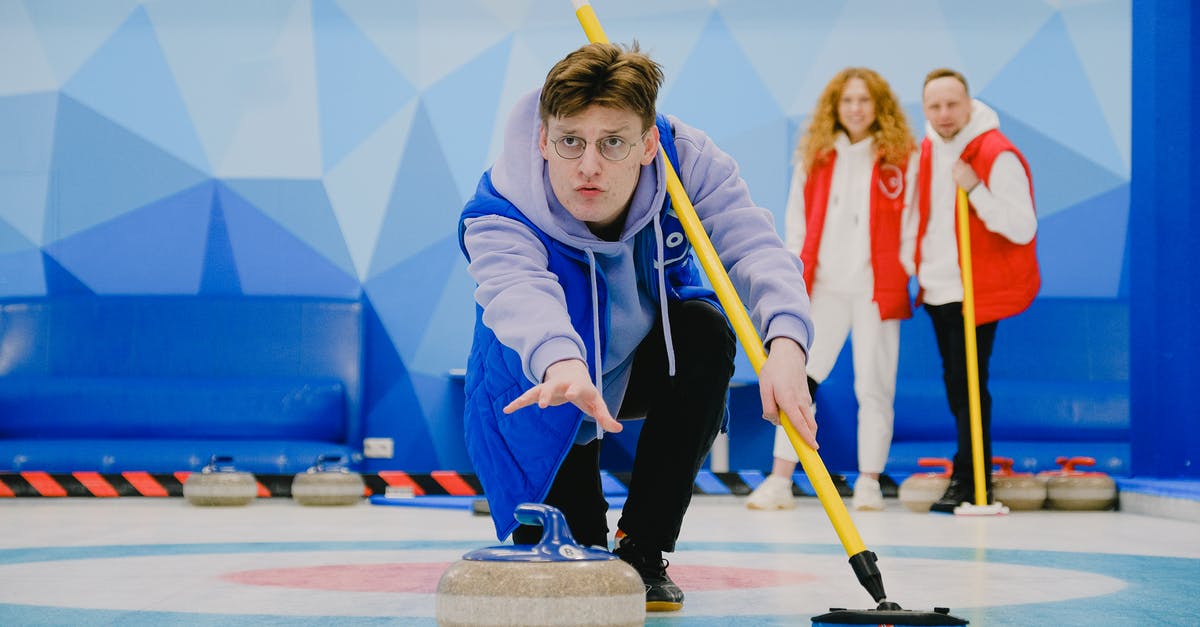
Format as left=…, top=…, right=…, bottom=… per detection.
left=183, top=455, right=258, bottom=506
left=436, top=503, right=645, bottom=627
left=291, top=453, right=364, bottom=506
left=1040, top=456, right=1117, bottom=511
left=992, top=456, right=1047, bottom=511
left=898, top=458, right=953, bottom=513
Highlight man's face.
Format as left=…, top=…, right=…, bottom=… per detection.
left=539, top=105, right=659, bottom=235
left=922, top=76, right=971, bottom=140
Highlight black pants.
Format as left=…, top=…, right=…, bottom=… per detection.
left=512, top=299, right=735, bottom=552
left=925, top=302, right=998, bottom=485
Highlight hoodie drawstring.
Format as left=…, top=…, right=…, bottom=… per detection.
left=653, top=218, right=677, bottom=377
left=584, top=248, right=604, bottom=441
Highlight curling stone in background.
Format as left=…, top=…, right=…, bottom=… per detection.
left=291, top=453, right=365, bottom=506
left=991, top=456, right=1047, bottom=511
left=183, top=455, right=258, bottom=506
left=1039, top=456, right=1117, bottom=511
left=436, top=503, right=644, bottom=627
left=898, top=458, right=953, bottom=513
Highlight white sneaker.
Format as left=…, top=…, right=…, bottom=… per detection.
left=746, top=474, right=797, bottom=510
left=852, top=476, right=885, bottom=511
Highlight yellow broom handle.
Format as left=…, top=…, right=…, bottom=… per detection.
left=956, top=188, right=987, bottom=506
left=572, top=0, right=865, bottom=556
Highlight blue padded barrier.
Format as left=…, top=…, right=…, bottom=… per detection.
left=0, top=295, right=364, bottom=474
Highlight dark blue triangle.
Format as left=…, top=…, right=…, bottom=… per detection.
left=199, top=189, right=242, bottom=294
left=42, top=251, right=93, bottom=296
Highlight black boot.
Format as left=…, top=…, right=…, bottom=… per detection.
left=613, top=533, right=684, bottom=611
left=930, top=476, right=971, bottom=513
left=930, top=476, right=993, bottom=513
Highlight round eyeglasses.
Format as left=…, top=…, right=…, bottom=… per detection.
left=549, top=131, right=647, bottom=161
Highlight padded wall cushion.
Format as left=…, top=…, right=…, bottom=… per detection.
left=0, top=377, right=346, bottom=441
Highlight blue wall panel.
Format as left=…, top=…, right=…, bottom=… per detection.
left=0, top=1, right=1177, bottom=477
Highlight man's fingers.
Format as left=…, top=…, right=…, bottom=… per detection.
left=503, top=388, right=539, bottom=414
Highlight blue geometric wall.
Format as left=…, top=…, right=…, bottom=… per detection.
left=0, top=0, right=1130, bottom=471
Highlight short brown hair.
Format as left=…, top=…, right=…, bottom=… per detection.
left=923, top=68, right=969, bottom=94
left=540, top=42, right=663, bottom=132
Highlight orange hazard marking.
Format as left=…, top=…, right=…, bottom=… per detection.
left=123, top=471, right=169, bottom=497
left=377, top=471, right=424, bottom=495
left=256, top=482, right=271, bottom=498
left=22, top=471, right=67, bottom=497
left=0, top=480, right=14, bottom=497
left=431, top=470, right=475, bottom=496
left=73, top=472, right=119, bottom=497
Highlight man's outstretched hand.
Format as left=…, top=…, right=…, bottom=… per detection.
left=502, top=358, right=622, bottom=433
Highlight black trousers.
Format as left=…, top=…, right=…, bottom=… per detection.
left=925, top=302, right=998, bottom=484
left=512, top=299, right=735, bottom=552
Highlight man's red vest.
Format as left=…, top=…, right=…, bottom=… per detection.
left=800, top=152, right=912, bottom=320
left=916, top=129, right=1040, bottom=324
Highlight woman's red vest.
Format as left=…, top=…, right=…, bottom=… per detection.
left=800, top=153, right=912, bottom=320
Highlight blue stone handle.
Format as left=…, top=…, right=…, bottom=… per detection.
left=513, top=502, right=579, bottom=549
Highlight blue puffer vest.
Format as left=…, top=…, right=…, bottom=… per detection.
left=457, top=115, right=720, bottom=540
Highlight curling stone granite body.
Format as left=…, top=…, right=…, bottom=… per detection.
left=291, top=454, right=364, bottom=506
left=184, top=456, right=257, bottom=506
left=436, top=503, right=644, bottom=627
left=992, top=457, right=1047, bottom=511
left=898, top=458, right=953, bottom=513
left=1043, top=457, right=1116, bottom=511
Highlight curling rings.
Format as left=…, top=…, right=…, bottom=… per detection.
left=1039, top=456, right=1117, bottom=511
left=898, top=458, right=952, bottom=513
left=291, top=453, right=365, bottom=506
left=436, top=503, right=644, bottom=627
left=992, top=456, right=1047, bottom=511
left=183, top=455, right=258, bottom=506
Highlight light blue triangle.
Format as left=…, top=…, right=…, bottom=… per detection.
left=0, top=92, right=57, bottom=245
left=23, top=0, right=141, bottom=83
left=424, top=36, right=513, bottom=200
left=0, top=245, right=46, bottom=297
left=324, top=101, right=418, bottom=281
left=216, top=183, right=361, bottom=298
left=335, top=0, right=421, bottom=87
left=709, top=116, right=794, bottom=231
left=0, top=1, right=57, bottom=95
left=979, top=13, right=1125, bottom=178
left=411, top=251, right=478, bottom=377
left=662, top=13, right=781, bottom=138
left=792, top=1, right=963, bottom=112
left=43, top=182, right=214, bottom=294
left=417, top=0, right=514, bottom=87
left=313, top=0, right=416, bottom=171
left=1038, top=183, right=1129, bottom=298
left=994, top=109, right=1125, bottom=220
left=222, top=178, right=358, bottom=281
left=1060, top=0, right=1132, bottom=171
left=0, top=213, right=36, bottom=256
left=717, top=2, right=847, bottom=112
left=62, top=6, right=209, bottom=172
left=47, top=94, right=208, bottom=241
left=938, top=0, right=1054, bottom=89
left=145, top=0, right=297, bottom=176
left=364, top=235, right=463, bottom=364
left=368, top=102, right=462, bottom=279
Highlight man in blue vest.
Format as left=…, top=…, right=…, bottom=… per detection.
left=458, top=42, right=817, bottom=612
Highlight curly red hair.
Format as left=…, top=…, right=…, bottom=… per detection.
left=796, top=67, right=914, bottom=172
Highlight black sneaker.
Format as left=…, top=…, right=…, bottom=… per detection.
left=613, top=533, right=684, bottom=612
left=930, top=476, right=992, bottom=513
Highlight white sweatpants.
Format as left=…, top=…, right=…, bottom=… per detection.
left=772, top=285, right=899, bottom=474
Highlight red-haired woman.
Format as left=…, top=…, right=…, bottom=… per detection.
left=747, top=67, right=916, bottom=512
